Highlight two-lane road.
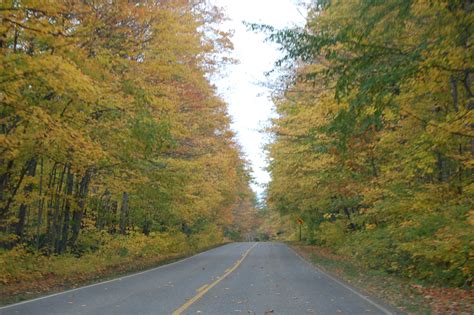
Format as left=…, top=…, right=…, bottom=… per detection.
left=0, top=242, right=398, bottom=315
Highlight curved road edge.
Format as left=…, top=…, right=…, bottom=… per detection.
left=287, top=243, right=403, bottom=315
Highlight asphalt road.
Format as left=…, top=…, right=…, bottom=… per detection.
left=0, top=242, right=398, bottom=315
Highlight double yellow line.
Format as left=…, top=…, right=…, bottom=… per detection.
left=172, top=243, right=257, bottom=315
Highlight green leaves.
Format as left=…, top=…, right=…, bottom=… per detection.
left=131, top=110, right=173, bottom=158
left=265, top=0, right=473, bottom=287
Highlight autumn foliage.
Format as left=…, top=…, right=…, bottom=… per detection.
left=0, top=0, right=256, bottom=286
left=263, top=0, right=473, bottom=287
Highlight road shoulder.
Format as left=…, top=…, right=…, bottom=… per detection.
left=287, top=242, right=401, bottom=315
left=288, top=242, right=473, bottom=314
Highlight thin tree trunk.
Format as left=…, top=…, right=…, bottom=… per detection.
left=69, top=169, right=92, bottom=248
left=109, top=200, right=118, bottom=234
left=119, top=192, right=128, bottom=235
left=1, top=160, right=30, bottom=219
left=0, top=160, right=14, bottom=207
left=52, top=164, right=66, bottom=252
left=15, top=158, right=37, bottom=242
left=436, top=152, right=447, bottom=182
left=343, top=207, right=355, bottom=230
left=36, top=157, right=44, bottom=250
left=45, top=162, right=58, bottom=253
left=13, top=27, right=18, bottom=53
left=97, top=189, right=110, bottom=230
left=60, top=166, right=73, bottom=254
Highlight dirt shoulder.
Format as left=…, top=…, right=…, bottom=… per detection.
left=288, top=242, right=473, bottom=315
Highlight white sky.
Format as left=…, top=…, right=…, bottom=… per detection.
left=212, top=0, right=307, bottom=197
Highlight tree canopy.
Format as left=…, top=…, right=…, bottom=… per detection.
left=264, top=0, right=473, bottom=286
left=0, top=0, right=256, bottom=256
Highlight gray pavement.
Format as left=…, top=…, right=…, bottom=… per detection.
left=0, top=242, right=399, bottom=315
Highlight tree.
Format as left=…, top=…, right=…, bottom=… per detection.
left=263, top=0, right=473, bottom=286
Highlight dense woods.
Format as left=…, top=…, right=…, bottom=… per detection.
left=264, top=0, right=473, bottom=287
left=0, top=0, right=257, bottom=286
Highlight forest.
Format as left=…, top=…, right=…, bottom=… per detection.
left=1, top=0, right=472, bottom=308
left=0, top=0, right=258, bottom=289
left=264, top=0, right=473, bottom=288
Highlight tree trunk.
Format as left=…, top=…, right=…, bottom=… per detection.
left=97, top=189, right=110, bottom=230
left=45, top=162, right=58, bottom=253
left=343, top=207, right=355, bottom=230
left=36, top=158, right=44, bottom=250
left=0, top=160, right=14, bottom=207
left=143, top=218, right=150, bottom=236
left=1, top=160, right=29, bottom=220
left=119, top=192, right=128, bottom=235
left=69, top=169, right=92, bottom=248
left=15, top=158, right=37, bottom=242
left=60, top=167, right=74, bottom=254
left=53, top=165, right=67, bottom=253
left=109, top=200, right=118, bottom=234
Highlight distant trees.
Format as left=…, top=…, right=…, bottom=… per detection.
left=0, top=0, right=255, bottom=254
left=264, top=0, right=473, bottom=286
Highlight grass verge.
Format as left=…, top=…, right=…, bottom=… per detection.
left=288, top=242, right=473, bottom=315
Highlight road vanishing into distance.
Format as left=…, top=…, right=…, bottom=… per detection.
left=0, top=242, right=399, bottom=315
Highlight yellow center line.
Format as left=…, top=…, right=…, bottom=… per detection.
left=195, top=284, right=208, bottom=292
left=172, top=243, right=257, bottom=315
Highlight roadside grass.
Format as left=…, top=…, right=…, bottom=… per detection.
left=0, top=231, right=228, bottom=306
left=288, top=242, right=473, bottom=315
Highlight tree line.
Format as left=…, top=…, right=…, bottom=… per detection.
left=0, top=0, right=255, bottom=256
left=264, top=0, right=473, bottom=286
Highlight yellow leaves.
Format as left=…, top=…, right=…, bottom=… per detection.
left=0, top=230, right=220, bottom=287
left=382, top=107, right=396, bottom=122
left=364, top=106, right=376, bottom=116
left=0, top=0, right=250, bottom=249
left=38, top=56, right=99, bottom=99
left=365, top=223, right=376, bottom=230
left=464, top=182, right=474, bottom=195
left=264, top=0, right=474, bottom=287
left=467, top=211, right=474, bottom=226
left=323, top=213, right=333, bottom=220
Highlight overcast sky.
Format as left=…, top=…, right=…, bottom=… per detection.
left=212, top=0, right=307, bottom=197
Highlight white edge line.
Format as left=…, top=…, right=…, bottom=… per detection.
left=0, top=242, right=238, bottom=310
left=287, top=244, right=395, bottom=315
